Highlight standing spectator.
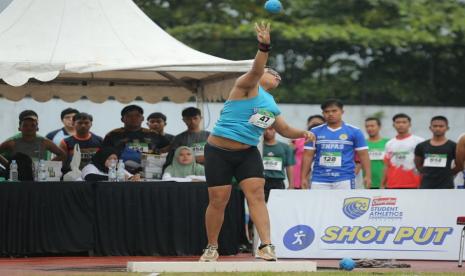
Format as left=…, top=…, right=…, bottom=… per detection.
left=103, top=105, right=170, bottom=162
left=146, top=112, right=175, bottom=143
left=0, top=113, right=66, bottom=162
left=382, top=113, right=424, bottom=189
left=263, top=127, right=295, bottom=201
left=414, top=116, right=458, bottom=189
left=46, top=108, right=79, bottom=145
left=456, top=134, right=465, bottom=188
left=290, top=115, right=324, bottom=189
left=60, top=113, right=103, bottom=172
left=169, top=107, right=210, bottom=164
left=301, top=99, right=371, bottom=190
left=364, top=117, right=389, bottom=189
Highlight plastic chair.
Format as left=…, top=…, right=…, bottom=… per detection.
left=458, top=216, right=465, bottom=267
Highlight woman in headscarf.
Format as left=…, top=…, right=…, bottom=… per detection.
left=81, top=147, right=140, bottom=181
left=162, top=146, right=204, bottom=180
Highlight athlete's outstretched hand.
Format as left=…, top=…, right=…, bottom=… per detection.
left=255, top=21, right=271, bottom=45
left=302, top=131, right=316, bottom=142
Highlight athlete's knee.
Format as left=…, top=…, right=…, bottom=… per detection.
left=208, top=189, right=231, bottom=209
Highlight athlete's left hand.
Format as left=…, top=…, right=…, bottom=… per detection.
left=364, top=176, right=371, bottom=189
left=302, top=131, right=316, bottom=142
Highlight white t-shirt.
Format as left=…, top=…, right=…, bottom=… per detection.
left=384, top=134, right=424, bottom=188
left=385, top=134, right=424, bottom=170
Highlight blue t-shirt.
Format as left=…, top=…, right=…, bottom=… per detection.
left=212, top=86, right=281, bottom=146
left=304, top=123, right=368, bottom=182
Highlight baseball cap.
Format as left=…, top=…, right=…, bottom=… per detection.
left=121, top=105, right=144, bottom=117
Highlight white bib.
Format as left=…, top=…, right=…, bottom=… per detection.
left=249, top=109, right=275, bottom=128
left=263, top=157, right=283, bottom=171
left=190, top=142, right=206, bottom=157
left=319, top=152, right=342, bottom=167
left=423, top=154, right=447, bottom=168
left=369, top=150, right=385, bottom=160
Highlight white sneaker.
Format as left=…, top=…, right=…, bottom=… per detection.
left=199, top=244, right=219, bottom=262
left=257, top=244, right=277, bottom=261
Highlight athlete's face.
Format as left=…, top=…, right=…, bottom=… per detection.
left=260, top=70, right=281, bottom=90
left=430, top=120, right=448, bottom=137
left=264, top=127, right=276, bottom=141
left=393, top=118, right=411, bottom=135
left=178, top=148, right=194, bottom=165
left=74, top=119, right=92, bottom=136
left=365, top=120, right=381, bottom=138
left=322, top=105, right=343, bottom=124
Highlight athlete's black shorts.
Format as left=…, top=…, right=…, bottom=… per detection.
left=204, top=142, right=264, bottom=187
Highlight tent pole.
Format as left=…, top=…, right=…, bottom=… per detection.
left=196, top=84, right=206, bottom=130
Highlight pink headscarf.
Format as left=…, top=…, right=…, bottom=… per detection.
left=291, top=138, right=306, bottom=188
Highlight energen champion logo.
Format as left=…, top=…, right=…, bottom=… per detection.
left=368, top=197, right=403, bottom=220
left=342, top=197, right=370, bottom=219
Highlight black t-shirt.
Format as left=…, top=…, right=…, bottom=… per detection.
left=414, top=139, right=456, bottom=189
left=102, top=128, right=170, bottom=154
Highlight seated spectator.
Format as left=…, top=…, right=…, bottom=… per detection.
left=167, top=107, right=210, bottom=166
left=162, top=146, right=205, bottom=181
left=103, top=105, right=170, bottom=172
left=81, top=147, right=140, bottom=181
left=46, top=108, right=79, bottom=145
left=0, top=113, right=66, bottom=162
left=60, top=112, right=103, bottom=172
left=146, top=112, right=175, bottom=143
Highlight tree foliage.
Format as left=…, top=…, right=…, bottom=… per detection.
left=134, top=0, right=465, bottom=106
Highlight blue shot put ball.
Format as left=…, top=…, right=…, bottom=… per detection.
left=339, top=257, right=356, bottom=271
left=264, top=0, right=283, bottom=14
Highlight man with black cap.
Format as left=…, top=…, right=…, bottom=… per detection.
left=0, top=111, right=66, bottom=163
left=102, top=105, right=170, bottom=168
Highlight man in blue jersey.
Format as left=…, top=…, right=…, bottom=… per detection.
left=301, top=99, right=371, bottom=189
left=199, top=22, right=315, bottom=262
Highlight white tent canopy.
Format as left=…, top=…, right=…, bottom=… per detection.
left=0, top=0, right=252, bottom=103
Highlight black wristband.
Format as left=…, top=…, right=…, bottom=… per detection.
left=258, top=43, right=271, bottom=52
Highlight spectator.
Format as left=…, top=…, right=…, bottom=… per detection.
left=81, top=147, right=139, bottom=181
left=291, top=115, right=325, bottom=189
left=382, top=113, right=424, bottom=189
left=307, top=115, right=325, bottom=130
left=168, top=107, right=210, bottom=165
left=102, top=105, right=170, bottom=169
left=0, top=112, right=66, bottom=162
left=364, top=117, right=389, bottom=189
left=262, top=127, right=295, bottom=201
left=301, top=99, right=371, bottom=190
left=60, top=112, right=103, bottom=172
left=456, top=134, right=465, bottom=188
left=46, top=108, right=79, bottom=145
left=146, top=112, right=175, bottom=143
left=2, top=111, right=45, bottom=160
left=414, top=116, right=458, bottom=189
left=162, top=146, right=205, bottom=180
